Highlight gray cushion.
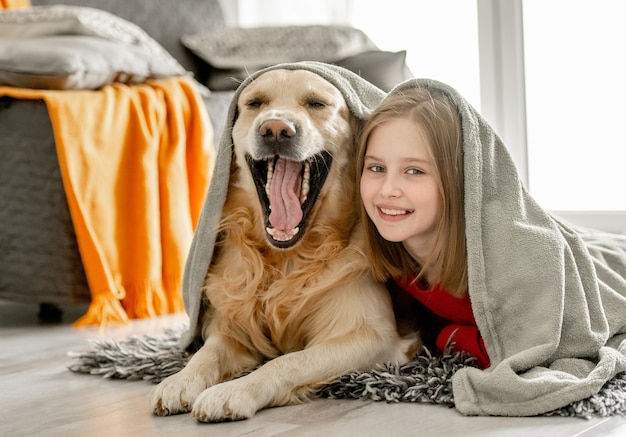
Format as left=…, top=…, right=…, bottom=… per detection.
left=205, top=50, right=413, bottom=92
left=334, top=50, right=413, bottom=91
left=30, top=0, right=226, bottom=79
left=0, top=5, right=189, bottom=90
left=182, top=25, right=414, bottom=92
left=182, top=25, right=377, bottom=69
left=0, top=35, right=183, bottom=90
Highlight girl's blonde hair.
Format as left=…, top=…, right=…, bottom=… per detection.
left=356, top=86, right=468, bottom=297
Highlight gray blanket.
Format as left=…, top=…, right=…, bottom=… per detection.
left=180, top=63, right=626, bottom=416
left=179, top=61, right=386, bottom=348
left=390, top=79, right=626, bottom=416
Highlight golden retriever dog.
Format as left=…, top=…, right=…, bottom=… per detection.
left=150, top=69, right=416, bottom=422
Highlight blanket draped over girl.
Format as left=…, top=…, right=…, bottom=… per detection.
left=180, top=62, right=626, bottom=416
left=394, top=78, right=626, bottom=416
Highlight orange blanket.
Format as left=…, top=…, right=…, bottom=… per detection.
left=0, top=77, right=214, bottom=326
left=0, top=0, right=30, bottom=9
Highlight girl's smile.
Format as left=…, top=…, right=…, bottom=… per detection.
left=377, top=205, right=415, bottom=219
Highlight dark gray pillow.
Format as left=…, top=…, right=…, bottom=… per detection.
left=334, top=50, right=413, bottom=91
left=204, top=51, right=413, bottom=92
left=205, top=66, right=252, bottom=91
left=181, top=25, right=415, bottom=91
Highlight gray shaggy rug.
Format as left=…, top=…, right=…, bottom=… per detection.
left=67, top=326, right=626, bottom=419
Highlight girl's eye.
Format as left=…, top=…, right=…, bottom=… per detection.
left=407, top=168, right=424, bottom=175
left=367, top=165, right=385, bottom=173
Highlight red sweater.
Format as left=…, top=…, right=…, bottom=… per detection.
left=394, top=278, right=490, bottom=368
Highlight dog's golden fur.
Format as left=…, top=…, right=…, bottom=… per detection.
left=150, top=69, right=415, bottom=422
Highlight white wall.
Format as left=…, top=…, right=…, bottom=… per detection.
left=226, top=0, right=480, bottom=109
left=219, top=0, right=625, bottom=232
left=235, top=0, right=352, bottom=27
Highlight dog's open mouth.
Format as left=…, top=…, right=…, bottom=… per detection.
left=247, top=152, right=332, bottom=248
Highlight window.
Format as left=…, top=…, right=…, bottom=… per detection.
left=231, top=0, right=625, bottom=233
left=350, top=0, right=481, bottom=109
left=478, top=0, right=625, bottom=233
left=523, top=0, right=626, bottom=215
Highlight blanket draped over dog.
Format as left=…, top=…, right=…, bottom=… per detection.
left=179, top=61, right=386, bottom=349
left=178, top=63, right=626, bottom=416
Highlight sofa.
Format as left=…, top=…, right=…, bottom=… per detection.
left=0, top=0, right=234, bottom=321
left=0, top=0, right=412, bottom=321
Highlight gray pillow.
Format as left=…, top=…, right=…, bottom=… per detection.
left=205, top=50, right=413, bottom=92
left=0, top=5, right=188, bottom=90
left=334, top=50, right=413, bottom=91
left=0, top=35, right=183, bottom=90
left=182, top=25, right=377, bottom=70
left=30, top=0, right=226, bottom=79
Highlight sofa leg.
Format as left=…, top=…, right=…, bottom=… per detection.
left=37, top=303, right=63, bottom=323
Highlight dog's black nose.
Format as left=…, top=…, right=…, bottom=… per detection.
left=259, top=119, right=296, bottom=140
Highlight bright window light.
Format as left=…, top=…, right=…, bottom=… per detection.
left=350, top=0, right=481, bottom=110
left=523, top=0, right=626, bottom=211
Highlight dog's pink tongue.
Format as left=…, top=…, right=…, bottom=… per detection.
left=269, top=158, right=303, bottom=230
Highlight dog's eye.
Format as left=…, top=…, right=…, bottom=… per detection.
left=307, top=100, right=325, bottom=109
left=246, top=100, right=263, bottom=109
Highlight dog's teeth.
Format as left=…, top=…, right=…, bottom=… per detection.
left=300, top=162, right=310, bottom=204
left=266, top=160, right=274, bottom=196
left=266, top=226, right=300, bottom=241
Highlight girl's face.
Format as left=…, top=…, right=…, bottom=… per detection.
left=360, top=118, right=442, bottom=263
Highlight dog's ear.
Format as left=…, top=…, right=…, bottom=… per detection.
left=349, top=115, right=363, bottom=150
left=233, top=105, right=240, bottom=124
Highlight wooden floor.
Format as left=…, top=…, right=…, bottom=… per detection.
left=2, top=300, right=625, bottom=437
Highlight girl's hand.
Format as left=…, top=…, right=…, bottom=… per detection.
left=436, top=324, right=490, bottom=369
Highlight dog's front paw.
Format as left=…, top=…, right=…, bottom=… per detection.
left=150, top=371, right=211, bottom=416
left=191, top=379, right=265, bottom=422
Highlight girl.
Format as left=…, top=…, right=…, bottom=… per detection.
left=357, top=85, right=490, bottom=369
left=357, top=79, right=626, bottom=416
